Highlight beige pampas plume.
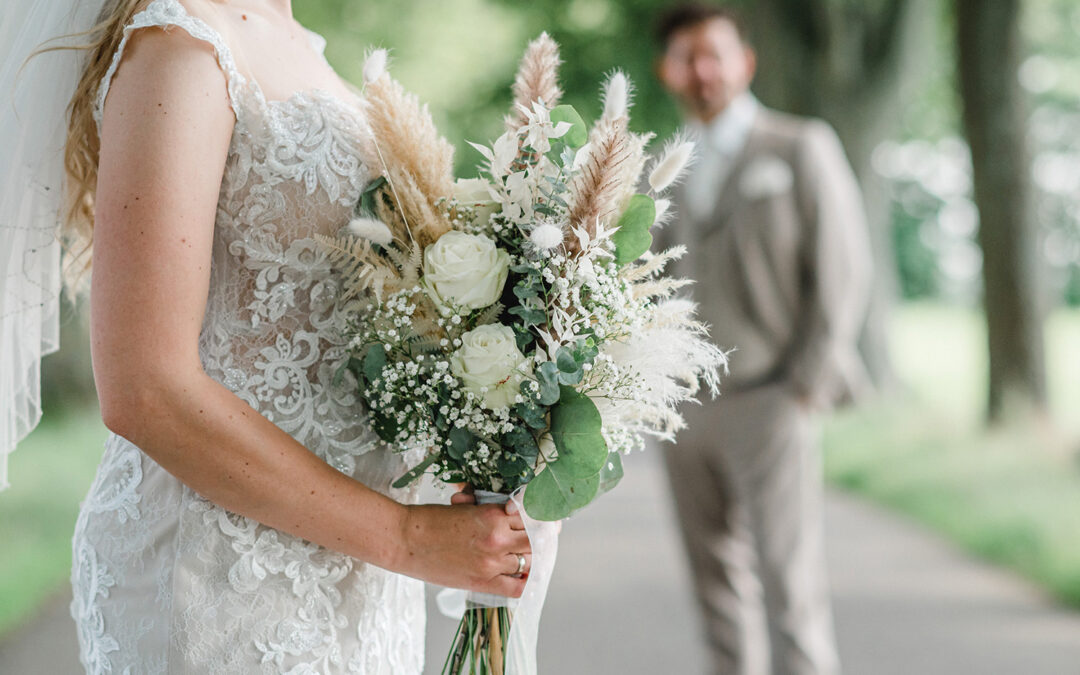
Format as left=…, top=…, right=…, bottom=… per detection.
left=360, top=74, right=455, bottom=249
left=648, top=136, right=696, bottom=193
left=507, top=33, right=563, bottom=129
left=566, top=117, right=634, bottom=247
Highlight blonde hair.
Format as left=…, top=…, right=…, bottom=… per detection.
left=27, top=0, right=149, bottom=290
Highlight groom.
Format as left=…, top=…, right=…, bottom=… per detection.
left=653, top=4, right=873, bottom=675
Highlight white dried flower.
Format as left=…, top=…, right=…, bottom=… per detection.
left=363, top=49, right=388, bottom=85
left=530, top=223, right=564, bottom=250
left=602, top=70, right=632, bottom=122
left=346, top=216, right=394, bottom=246
left=653, top=198, right=671, bottom=225
left=648, top=139, right=695, bottom=193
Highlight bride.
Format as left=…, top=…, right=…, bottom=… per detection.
left=1, top=0, right=532, bottom=672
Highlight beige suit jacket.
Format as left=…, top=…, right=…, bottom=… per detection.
left=658, top=108, right=873, bottom=410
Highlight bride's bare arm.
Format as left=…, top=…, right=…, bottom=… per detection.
left=91, top=27, right=528, bottom=596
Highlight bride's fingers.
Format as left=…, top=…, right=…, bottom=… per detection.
left=486, top=574, right=526, bottom=599
left=450, top=492, right=476, bottom=505
left=503, top=552, right=531, bottom=577
left=504, top=528, right=531, bottom=553
left=504, top=500, right=526, bottom=530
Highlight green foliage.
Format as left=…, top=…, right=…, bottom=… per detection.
left=824, top=303, right=1080, bottom=608
left=523, top=386, right=609, bottom=521
left=611, top=193, right=656, bottom=265
left=549, top=104, right=588, bottom=148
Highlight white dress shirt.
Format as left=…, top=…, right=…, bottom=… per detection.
left=684, top=93, right=760, bottom=222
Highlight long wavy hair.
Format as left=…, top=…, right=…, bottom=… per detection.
left=27, top=0, right=149, bottom=290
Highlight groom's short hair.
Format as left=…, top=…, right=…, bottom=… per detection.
left=655, top=3, right=751, bottom=48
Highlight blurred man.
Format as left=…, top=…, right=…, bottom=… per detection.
left=653, top=4, right=873, bottom=675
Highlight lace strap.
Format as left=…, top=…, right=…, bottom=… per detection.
left=93, top=0, right=246, bottom=133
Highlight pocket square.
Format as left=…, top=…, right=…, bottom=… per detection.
left=739, top=155, right=794, bottom=200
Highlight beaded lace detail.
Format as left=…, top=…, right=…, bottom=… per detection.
left=71, top=1, right=425, bottom=673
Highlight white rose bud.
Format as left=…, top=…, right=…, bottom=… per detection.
left=453, top=178, right=499, bottom=226
left=451, top=324, right=533, bottom=410
left=423, top=231, right=510, bottom=311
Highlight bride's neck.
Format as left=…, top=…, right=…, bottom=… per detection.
left=263, top=0, right=294, bottom=18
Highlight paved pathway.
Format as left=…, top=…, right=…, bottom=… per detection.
left=4, top=452, right=1080, bottom=674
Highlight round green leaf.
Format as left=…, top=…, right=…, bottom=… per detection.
left=612, top=194, right=656, bottom=265
left=549, top=105, right=588, bottom=148
left=523, top=387, right=609, bottom=521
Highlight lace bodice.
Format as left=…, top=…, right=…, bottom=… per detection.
left=93, top=0, right=377, bottom=471
left=70, top=2, right=426, bottom=673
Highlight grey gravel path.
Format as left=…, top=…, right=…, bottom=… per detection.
left=4, top=451, right=1079, bottom=674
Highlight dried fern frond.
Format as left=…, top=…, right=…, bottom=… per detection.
left=473, top=302, right=506, bottom=327
left=405, top=334, right=445, bottom=355
left=315, top=233, right=399, bottom=303
left=566, top=117, right=633, bottom=244
left=384, top=240, right=423, bottom=289
left=361, top=74, right=455, bottom=248
left=507, top=33, right=563, bottom=130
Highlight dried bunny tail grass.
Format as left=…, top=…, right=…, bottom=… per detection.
left=647, top=133, right=696, bottom=194
left=361, top=75, right=455, bottom=247
left=600, top=70, right=633, bottom=125
left=507, top=32, right=563, bottom=129
left=567, top=117, right=633, bottom=243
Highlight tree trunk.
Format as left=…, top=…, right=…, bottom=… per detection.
left=955, top=0, right=1047, bottom=422
left=746, top=0, right=937, bottom=393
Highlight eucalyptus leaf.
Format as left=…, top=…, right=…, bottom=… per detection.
left=523, top=387, right=609, bottom=521
left=391, top=453, right=439, bottom=489
left=363, top=344, right=386, bottom=383
left=612, top=194, right=657, bottom=265
left=535, top=362, right=562, bottom=405
left=513, top=401, right=548, bottom=430
left=447, top=427, right=476, bottom=461
left=549, top=105, right=588, bottom=148
left=596, top=451, right=624, bottom=497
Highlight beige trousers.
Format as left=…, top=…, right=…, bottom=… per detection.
left=663, top=381, right=840, bottom=675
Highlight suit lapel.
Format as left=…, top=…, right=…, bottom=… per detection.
left=702, top=111, right=770, bottom=235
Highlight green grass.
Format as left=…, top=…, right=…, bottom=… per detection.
left=825, top=303, right=1080, bottom=607
left=0, top=408, right=108, bottom=634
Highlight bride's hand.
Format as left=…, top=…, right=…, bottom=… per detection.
left=394, top=501, right=531, bottom=598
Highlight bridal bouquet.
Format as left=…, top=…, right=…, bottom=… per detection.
left=320, top=35, right=727, bottom=675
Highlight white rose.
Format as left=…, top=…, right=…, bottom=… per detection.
left=451, top=324, right=532, bottom=410
left=423, top=231, right=510, bottom=310
left=453, top=178, right=500, bottom=226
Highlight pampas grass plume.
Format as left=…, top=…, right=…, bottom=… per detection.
left=648, top=139, right=695, bottom=193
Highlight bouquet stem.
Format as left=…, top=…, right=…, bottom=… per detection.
left=442, top=605, right=513, bottom=675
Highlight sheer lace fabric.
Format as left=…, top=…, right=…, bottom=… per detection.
left=70, top=1, right=426, bottom=672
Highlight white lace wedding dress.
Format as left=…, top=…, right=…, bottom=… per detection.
left=69, top=1, right=426, bottom=672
